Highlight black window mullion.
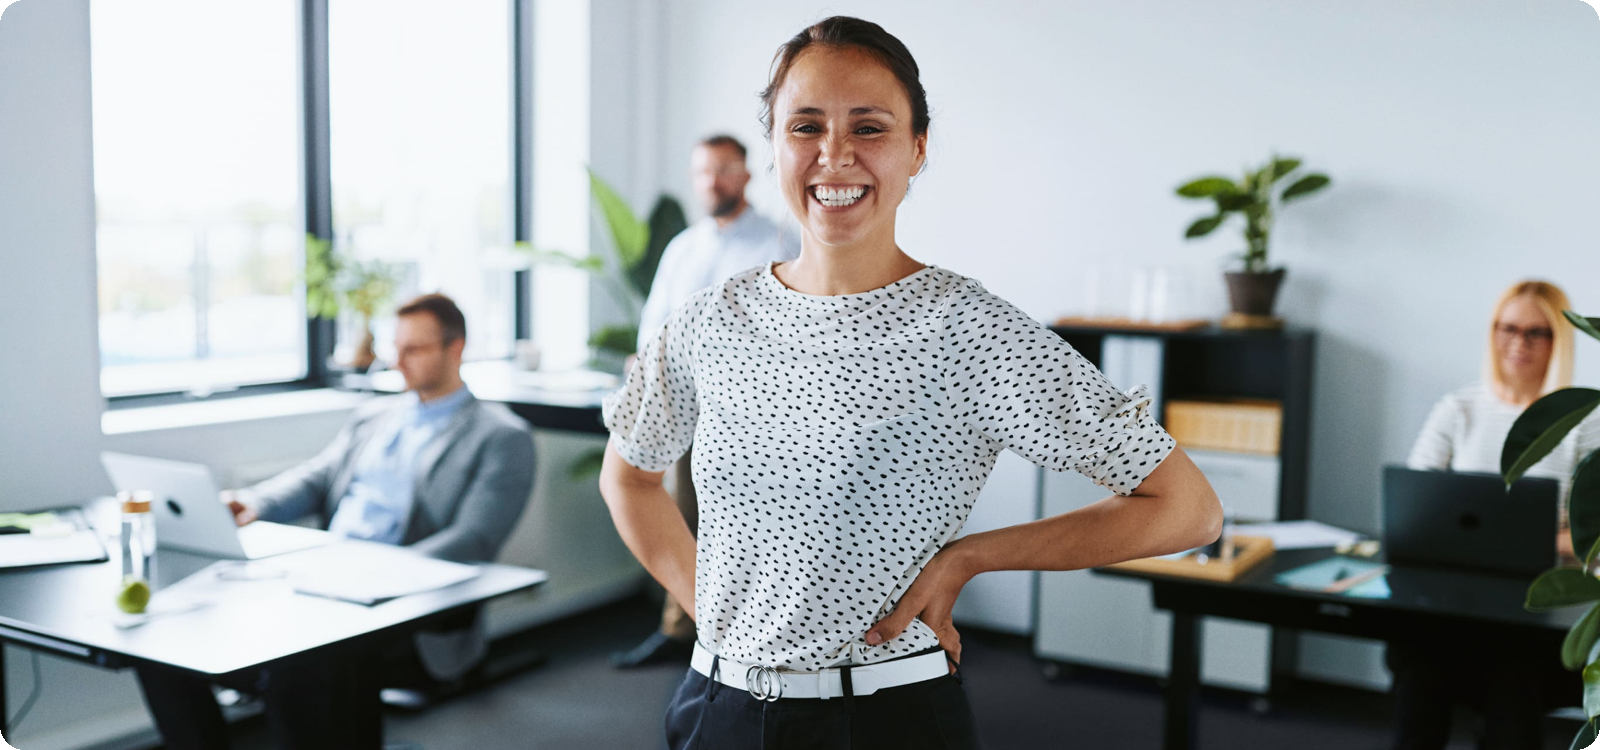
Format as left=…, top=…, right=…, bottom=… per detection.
left=512, top=0, right=534, bottom=342
left=301, top=0, right=335, bottom=384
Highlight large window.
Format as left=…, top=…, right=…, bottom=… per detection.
left=329, top=0, right=516, bottom=363
left=92, top=0, right=306, bottom=398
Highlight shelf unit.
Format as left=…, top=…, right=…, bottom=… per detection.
left=1033, top=324, right=1315, bottom=692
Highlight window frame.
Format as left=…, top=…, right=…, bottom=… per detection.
left=102, top=0, right=532, bottom=409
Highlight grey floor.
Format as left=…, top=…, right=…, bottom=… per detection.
left=223, top=595, right=1581, bottom=749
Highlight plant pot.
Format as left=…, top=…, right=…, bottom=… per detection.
left=1223, top=269, right=1286, bottom=318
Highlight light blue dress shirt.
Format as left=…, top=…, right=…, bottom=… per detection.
left=328, top=385, right=472, bottom=545
left=636, top=208, right=799, bottom=352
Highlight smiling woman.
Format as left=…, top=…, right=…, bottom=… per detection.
left=598, top=16, right=1221, bottom=749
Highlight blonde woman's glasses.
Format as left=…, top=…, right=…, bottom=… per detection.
left=1493, top=322, right=1554, bottom=345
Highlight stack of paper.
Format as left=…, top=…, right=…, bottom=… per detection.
left=269, top=540, right=480, bottom=605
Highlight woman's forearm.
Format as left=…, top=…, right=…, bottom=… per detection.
left=599, top=444, right=698, bottom=619
left=945, top=449, right=1222, bottom=581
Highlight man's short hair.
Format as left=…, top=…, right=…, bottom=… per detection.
left=699, top=134, right=747, bottom=162
left=396, top=293, right=467, bottom=345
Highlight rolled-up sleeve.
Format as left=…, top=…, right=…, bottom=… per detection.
left=941, top=283, right=1176, bottom=496
left=603, top=291, right=705, bottom=472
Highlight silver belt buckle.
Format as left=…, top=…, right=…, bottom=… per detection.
left=745, top=665, right=783, bottom=702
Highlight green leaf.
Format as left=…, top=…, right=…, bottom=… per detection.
left=587, top=168, right=649, bottom=268
left=1565, top=603, right=1600, bottom=670
left=1571, top=715, right=1599, bottom=748
left=1214, top=192, right=1254, bottom=212
left=1269, top=157, right=1302, bottom=180
left=1585, top=661, right=1600, bottom=719
left=1176, top=177, right=1237, bottom=198
left=526, top=248, right=606, bottom=273
left=626, top=195, right=688, bottom=301
left=567, top=447, right=606, bottom=480
left=1576, top=448, right=1600, bottom=566
left=1503, top=388, right=1600, bottom=486
left=1280, top=174, right=1331, bottom=201
left=1184, top=215, right=1225, bottom=239
left=588, top=324, right=640, bottom=356
left=1527, top=568, right=1600, bottom=611
left=1567, top=311, right=1600, bottom=345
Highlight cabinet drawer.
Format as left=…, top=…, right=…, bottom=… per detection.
left=1188, top=449, right=1280, bottom=522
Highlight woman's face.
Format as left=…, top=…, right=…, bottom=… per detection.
left=1494, top=294, right=1554, bottom=387
left=771, top=45, right=927, bottom=254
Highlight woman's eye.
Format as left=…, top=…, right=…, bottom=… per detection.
left=791, top=123, right=820, bottom=134
left=855, top=125, right=884, bottom=135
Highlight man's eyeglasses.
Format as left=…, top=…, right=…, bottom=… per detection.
left=1493, top=322, right=1554, bottom=345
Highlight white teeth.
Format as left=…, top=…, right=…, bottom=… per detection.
left=812, top=185, right=866, bottom=207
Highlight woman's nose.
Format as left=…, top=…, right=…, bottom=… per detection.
left=818, top=132, right=854, bottom=169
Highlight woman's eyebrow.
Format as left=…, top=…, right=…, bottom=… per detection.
left=788, top=106, right=897, bottom=117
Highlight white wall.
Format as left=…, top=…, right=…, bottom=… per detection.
left=654, top=0, right=1600, bottom=687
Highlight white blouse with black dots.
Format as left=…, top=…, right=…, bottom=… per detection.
left=604, top=262, right=1177, bottom=671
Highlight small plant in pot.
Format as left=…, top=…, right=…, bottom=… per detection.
left=1176, top=155, right=1330, bottom=327
left=304, top=235, right=400, bottom=373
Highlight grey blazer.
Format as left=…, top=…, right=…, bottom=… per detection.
left=243, top=391, right=536, bottom=680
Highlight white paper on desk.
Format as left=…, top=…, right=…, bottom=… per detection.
left=269, top=540, right=480, bottom=605
left=1237, top=520, right=1364, bottom=550
left=0, top=529, right=106, bottom=568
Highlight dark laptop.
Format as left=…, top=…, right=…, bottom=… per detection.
left=1382, top=465, right=1560, bottom=578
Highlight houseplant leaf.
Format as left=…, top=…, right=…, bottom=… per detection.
left=1503, top=388, right=1600, bottom=486
left=1269, top=157, right=1302, bottom=179
left=525, top=247, right=606, bottom=274
left=1567, top=311, right=1600, bottom=344
left=1280, top=174, right=1331, bottom=201
left=1527, top=568, right=1600, bottom=611
left=1185, top=215, right=1225, bottom=238
left=625, top=195, right=688, bottom=302
left=1571, top=716, right=1598, bottom=749
left=1575, top=448, right=1600, bottom=566
left=1565, top=603, right=1600, bottom=670
left=587, top=168, right=649, bottom=268
left=1585, top=661, right=1600, bottom=719
left=588, top=324, right=640, bottom=357
left=1215, top=192, right=1254, bottom=212
left=568, top=447, right=606, bottom=480
left=1176, top=177, right=1237, bottom=198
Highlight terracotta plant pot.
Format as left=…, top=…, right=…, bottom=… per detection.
left=1223, top=269, right=1286, bottom=317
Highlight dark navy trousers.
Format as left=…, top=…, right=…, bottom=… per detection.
left=664, top=661, right=982, bottom=749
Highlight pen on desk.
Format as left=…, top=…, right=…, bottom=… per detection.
left=1324, top=565, right=1389, bottom=594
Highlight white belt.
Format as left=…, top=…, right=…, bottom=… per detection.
left=690, top=642, right=947, bottom=701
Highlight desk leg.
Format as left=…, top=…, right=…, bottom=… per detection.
left=1165, top=611, right=1200, bottom=750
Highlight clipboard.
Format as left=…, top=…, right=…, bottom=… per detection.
left=0, top=507, right=109, bottom=570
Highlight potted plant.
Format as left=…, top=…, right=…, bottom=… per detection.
left=304, top=235, right=400, bottom=373
left=518, top=170, right=688, bottom=479
left=1504, top=311, right=1600, bottom=748
left=1175, top=155, right=1330, bottom=327
left=520, top=167, right=688, bottom=369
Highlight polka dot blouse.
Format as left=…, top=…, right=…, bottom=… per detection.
left=603, top=262, right=1176, bottom=671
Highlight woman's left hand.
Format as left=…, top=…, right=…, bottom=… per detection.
left=865, top=543, right=974, bottom=671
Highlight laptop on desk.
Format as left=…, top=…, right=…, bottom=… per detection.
left=101, top=452, right=331, bottom=560
left=1382, top=465, right=1559, bottom=578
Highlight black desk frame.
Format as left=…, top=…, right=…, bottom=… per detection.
left=1100, top=549, right=1575, bottom=750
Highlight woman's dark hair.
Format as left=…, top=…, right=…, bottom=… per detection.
left=759, top=16, right=930, bottom=139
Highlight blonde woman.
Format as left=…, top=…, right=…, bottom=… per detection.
left=1393, top=279, right=1598, bottom=750
left=1407, top=279, right=1592, bottom=559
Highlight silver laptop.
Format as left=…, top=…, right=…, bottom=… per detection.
left=101, top=452, right=331, bottom=560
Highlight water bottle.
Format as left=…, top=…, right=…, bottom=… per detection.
left=118, top=490, right=156, bottom=584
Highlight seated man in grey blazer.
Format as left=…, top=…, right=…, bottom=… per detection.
left=135, top=293, right=536, bottom=750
